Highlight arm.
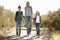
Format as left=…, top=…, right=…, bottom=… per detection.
left=21, top=11, right=23, bottom=16
left=30, top=6, right=33, bottom=17
left=33, top=16, right=36, bottom=24
left=31, top=7, right=33, bottom=15
left=25, top=7, right=26, bottom=16
left=21, top=11, right=24, bottom=18
left=40, top=16, right=41, bottom=24
left=21, top=11, right=25, bottom=18
left=15, top=12, right=17, bottom=21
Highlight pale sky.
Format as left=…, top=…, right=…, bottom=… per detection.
left=0, top=0, right=60, bottom=15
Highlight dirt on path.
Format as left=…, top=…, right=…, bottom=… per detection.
left=7, top=27, right=53, bottom=40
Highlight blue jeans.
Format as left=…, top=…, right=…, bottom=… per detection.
left=16, top=21, right=22, bottom=34
left=25, top=16, right=32, bottom=35
left=36, top=23, right=40, bottom=34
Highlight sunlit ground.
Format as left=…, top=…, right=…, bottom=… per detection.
left=52, top=32, right=60, bottom=40
left=0, top=28, right=60, bottom=40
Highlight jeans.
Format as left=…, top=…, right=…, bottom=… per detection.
left=25, top=16, right=32, bottom=35
left=36, top=23, right=40, bottom=34
left=16, top=21, right=22, bottom=34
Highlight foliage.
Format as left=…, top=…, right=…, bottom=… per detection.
left=0, top=6, right=60, bottom=31
left=0, top=6, right=15, bottom=31
left=41, top=9, right=60, bottom=30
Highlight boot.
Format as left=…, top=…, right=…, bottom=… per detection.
left=37, top=33, right=40, bottom=38
left=19, top=32, right=20, bottom=36
left=16, top=32, right=18, bottom=36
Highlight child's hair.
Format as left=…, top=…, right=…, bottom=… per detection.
left=18, top=6, right=21, bottom=8
left=36, top=11, right=40, bottom=16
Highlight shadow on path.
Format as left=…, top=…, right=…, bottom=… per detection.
left=7, top=35, right=37, bottom=40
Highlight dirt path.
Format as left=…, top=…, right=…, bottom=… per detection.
left=7, top=27, right=53, bottom=40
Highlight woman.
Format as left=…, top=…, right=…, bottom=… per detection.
left=25, top=1, right=33, bottom=36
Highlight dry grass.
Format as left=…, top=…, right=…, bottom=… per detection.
left=52, top=32, right=60, bottom=40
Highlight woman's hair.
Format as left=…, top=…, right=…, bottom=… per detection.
left=26, top=1, right=30, bottom=4
left=26, top=1, right=30, bottom=6
left=36, top=11, right=40, bottom=16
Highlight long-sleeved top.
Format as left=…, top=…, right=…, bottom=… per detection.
left=25, top=6, right=33, bottom=16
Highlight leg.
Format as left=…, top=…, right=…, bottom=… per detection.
left=38, top=23, right=40, bottom=35
left=19, top=21, right=22, bottom=36
left=28, top=17, right=32, bottom=35
left=16, top=21, right=19, bottom=36
left=25, top=17, right=29, bottom=35
left=16, top=27, right=18, bottom=36
left=37, top=23, right=40, bottom=38
left=36, top=23, right=38, bottom=35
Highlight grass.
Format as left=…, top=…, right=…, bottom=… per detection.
left=52, top=31, right=60, bottom=40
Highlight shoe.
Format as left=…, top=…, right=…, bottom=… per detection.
left=19, top=33, right=20, bottom=36
left=38, top=36, right=40, bottom=38
left=36, top=34, right=38, bottom=36
left=16, top=32, right=18, bottom=36
left=37, top=34, right=40, bottom=38
left=27, top=34, right=29, bottom=37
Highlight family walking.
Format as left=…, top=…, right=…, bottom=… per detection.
left=15, top=1, right=41, bottom=38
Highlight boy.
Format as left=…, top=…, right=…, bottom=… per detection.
left=15, top=6, right=23, bottom=37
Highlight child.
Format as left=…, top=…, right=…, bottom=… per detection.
left=33, top=11, right=41, bottom=38
left=15, top=6, right=23, bottom=37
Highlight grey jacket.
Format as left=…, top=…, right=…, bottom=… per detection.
left=25, top=6, right=33, bottom=16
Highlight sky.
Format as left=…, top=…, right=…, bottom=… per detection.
left=0, top=0, right=60, bottom=15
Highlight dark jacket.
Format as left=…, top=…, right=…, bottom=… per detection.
left=15, top=11, right=23, bottom=21
left=33, top=16, right=41, bottom=24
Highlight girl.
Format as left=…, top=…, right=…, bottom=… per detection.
left=33, top=11, right=41, bottom=38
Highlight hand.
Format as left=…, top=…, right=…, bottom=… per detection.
left=23, top=16, right=25, bottom=18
